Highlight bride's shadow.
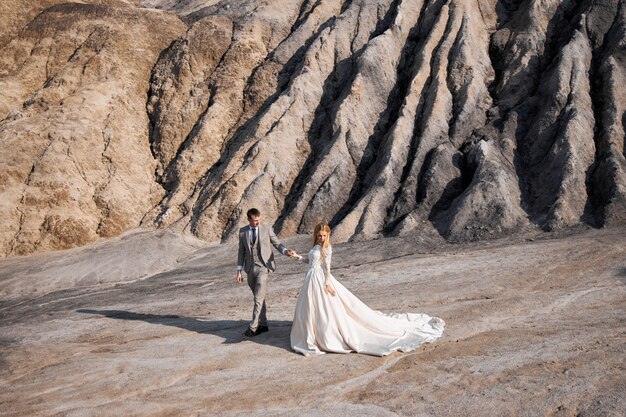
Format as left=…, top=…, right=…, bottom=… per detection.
left=76, top=309, right=293, bottom=352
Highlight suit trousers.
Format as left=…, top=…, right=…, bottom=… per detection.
left=247, top=265, right=269, bottom=331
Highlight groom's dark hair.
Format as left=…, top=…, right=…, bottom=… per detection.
left=247, top=208, right=261, bottom=218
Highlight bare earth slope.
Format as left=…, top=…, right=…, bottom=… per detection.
left=0, top=226, right=624, bottom=416
left=1, top=0, right=625, bottom=257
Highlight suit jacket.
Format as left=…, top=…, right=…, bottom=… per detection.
left=238, top=224, right=286, bottom=273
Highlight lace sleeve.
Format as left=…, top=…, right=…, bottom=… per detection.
left=322, top=246, right=332, bottom=284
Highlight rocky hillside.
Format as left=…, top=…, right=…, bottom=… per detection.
left=1, top=0, right=625, bottom=256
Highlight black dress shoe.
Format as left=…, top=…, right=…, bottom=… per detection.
left=243, top=328, right=257, bottom=337
left=255, top=325, right=269, bottom=335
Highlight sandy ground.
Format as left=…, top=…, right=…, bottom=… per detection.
left=0, top=226, right=625, bottom=416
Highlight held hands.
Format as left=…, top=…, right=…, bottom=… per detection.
left=286, top=249, right=301, bottom=259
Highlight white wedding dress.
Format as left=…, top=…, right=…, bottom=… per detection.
left=290, top=245, right=445, bottom=356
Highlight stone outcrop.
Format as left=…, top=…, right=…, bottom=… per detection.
left=1, top=0, right=625, bottom=256
left=0, top=3, right=185, bottom=256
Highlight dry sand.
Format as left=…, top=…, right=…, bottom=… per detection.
left=1, top=225, right=625, bottom=416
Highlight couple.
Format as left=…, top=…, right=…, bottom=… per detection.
left=235, top=208, right=445, bottom=356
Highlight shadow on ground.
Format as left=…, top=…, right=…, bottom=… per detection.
left=616, top=266, right=626, bottom=285
left=77, top=309, right=294, bottom=352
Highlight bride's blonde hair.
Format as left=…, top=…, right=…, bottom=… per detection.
left=313, top=223, right=332, bottom=258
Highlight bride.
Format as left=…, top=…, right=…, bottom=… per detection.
left=289, top=223, right=445, bottom=356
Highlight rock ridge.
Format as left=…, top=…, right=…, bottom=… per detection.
left=0, top=0, right=624, bottom=256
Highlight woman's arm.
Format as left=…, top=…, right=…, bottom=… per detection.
left=294, top=254, right=308, bottom=264
left=322, top=247, right=336, bottom=296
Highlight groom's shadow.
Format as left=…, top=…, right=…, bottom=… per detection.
left=77, top=309, right=293, bottom=352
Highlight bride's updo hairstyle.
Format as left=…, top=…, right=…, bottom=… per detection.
left=313, top=223, right=332, bottom=259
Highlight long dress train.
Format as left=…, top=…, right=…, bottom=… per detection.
left=290, top=245, right=445, bottom=356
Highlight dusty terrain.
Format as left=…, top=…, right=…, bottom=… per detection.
left=1, top=225, right=624, bottom=416
left=1, top=1, right=624, bottom=414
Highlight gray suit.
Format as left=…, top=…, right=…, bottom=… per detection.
left=238, top=224, right=287, bottom=331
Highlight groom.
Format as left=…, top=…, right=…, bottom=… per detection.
left=236, top=208, right=295, bottom=337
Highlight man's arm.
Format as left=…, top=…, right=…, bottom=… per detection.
left=236, top=232, right=245, bottom=283
left=237, top=231, right=245, bottom=267
left=269, top=227, right=294, bottom=256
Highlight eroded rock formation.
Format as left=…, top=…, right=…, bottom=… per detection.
left=1, top=0, right=625, bottom=256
